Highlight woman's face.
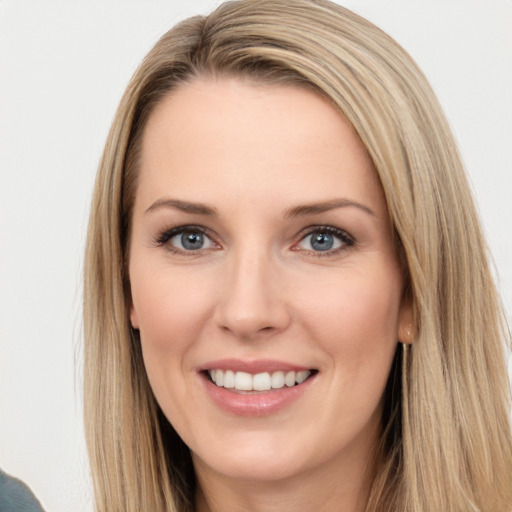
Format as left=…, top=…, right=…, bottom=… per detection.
left=129, top=77, right=410, bottom=485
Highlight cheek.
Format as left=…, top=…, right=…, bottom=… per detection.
left=130, top=263, right=216, bottom=358
left=129, top=263, right=219, bottom=426
left=297, top=267, right=402, bottom=427
left=297, top=265, right=402, bottom=360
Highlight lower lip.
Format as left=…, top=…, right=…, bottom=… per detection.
left=201, top=373, right=316, bottom=416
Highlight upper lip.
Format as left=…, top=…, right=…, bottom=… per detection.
left=198, top=358, right=314, bottom=374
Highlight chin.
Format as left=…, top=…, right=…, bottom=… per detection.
left=194, top=448, right=305, bottom=483
left=189, top=423, right=338, bottom=485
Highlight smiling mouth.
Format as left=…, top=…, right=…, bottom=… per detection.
left=205, top=369, right=318, bottom=392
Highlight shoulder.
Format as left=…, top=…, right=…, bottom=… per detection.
left=0, top=468, right=45, bottom=512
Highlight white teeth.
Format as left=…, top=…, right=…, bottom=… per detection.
left=284, top=371, right=296, bottom=387
left=223, top=370, right=235, bottom=389
left=296, top=370, right=310, bottom=384
left=271, top=371, right=285, bottom=389
left=208, top=369, right=312, bottom=391
left=253, top=372, right=271, bottom=391
left=235, top=371, right=253, bottom=391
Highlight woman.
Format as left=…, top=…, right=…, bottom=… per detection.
left=83, top=0, right=512, bottom=510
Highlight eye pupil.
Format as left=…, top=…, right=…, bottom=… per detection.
left=181, top=231, right=204, bottom=250
left=311, top=232, right=334, bottom=251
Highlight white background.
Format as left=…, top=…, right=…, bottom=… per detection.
left=1, top=1, right=510, bottom=511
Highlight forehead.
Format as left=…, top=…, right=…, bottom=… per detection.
left=137, top=77, right=386, bottom=217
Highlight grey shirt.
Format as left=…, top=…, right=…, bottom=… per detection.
left=0, top=469, right=45, bottom=512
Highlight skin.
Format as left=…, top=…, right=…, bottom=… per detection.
left=129, top=77, right=412, bottom=512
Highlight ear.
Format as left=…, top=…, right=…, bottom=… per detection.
left=397, top=297, right=414, bottom=344
left=130, top=301, right=140, bottom=329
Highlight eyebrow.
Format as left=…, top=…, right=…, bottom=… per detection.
left=145, top=197, right=375, bottom=218
left=145, top=198, right=218, bottom=216
left=284, top=199, right=375, bottom=218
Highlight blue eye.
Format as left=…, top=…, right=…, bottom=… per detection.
left=170, top=229, right=216, bottom=251
left=309, top=232, right=336, bottom=251
left=175, top=231, right=206, bottom=250
left=155, top=226, right=217, bottom=252
left=297, top=227, right=352, bottom=253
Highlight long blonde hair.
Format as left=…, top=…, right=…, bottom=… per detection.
left=83, top=1, right=512, bottom=510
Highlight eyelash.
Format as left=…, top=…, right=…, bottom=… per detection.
left=153, top=224, right=355, bottom=257
left=294, top=225, right=355, bottom=257
left=153, top=225, right=217, bottom=255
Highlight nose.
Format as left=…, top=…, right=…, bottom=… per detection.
left=213, top=249, right=291, bottom=340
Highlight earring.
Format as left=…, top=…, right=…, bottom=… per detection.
left=401, top=341, right=409, bottom=416
left=401, top=340, right=408, bottom=360
left=401, top=341, right=412, bottom=457
left=403, top=325, right=413, bottom=344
